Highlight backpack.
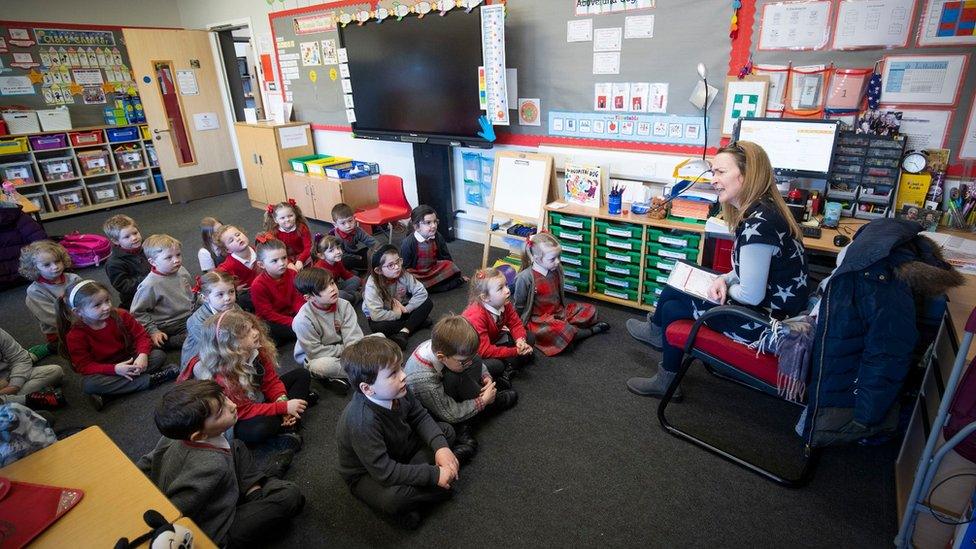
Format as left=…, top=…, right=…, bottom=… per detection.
left=943, top=353, right=976, bottom=464
left=60, top=232, right=112, bottom=268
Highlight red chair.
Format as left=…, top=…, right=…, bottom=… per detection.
left=657, top=305, right=818, bottom=487
left=354, top=174, right=411, bottom=243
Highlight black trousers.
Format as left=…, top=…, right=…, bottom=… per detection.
left=234, top=368, right=311, bottom=444
left=442, top=360, right=504, bottom=402
left=238, top=289, right=255, bottom=313
left=481, top=332, right=536, bottom=374
left=342, top=248, right=369, bottom=274
left=266, top=320, right=297, bottom=347
left=368, top=298, right=433, bottom=337
left=426, top=272, right=465, bottom=294
left=348, top=422, right=455, bottom=516
left=226, top=443, right=305, bottom=548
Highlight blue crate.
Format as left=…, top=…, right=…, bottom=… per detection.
left=106, top=126, right=140, bottom=143
left=324, top=161, right=379, bottom=179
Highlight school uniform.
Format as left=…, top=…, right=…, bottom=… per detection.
left=250, top=269, right=305, bottom=345
left=138, top=436, right=305, bottom=548
left=312, top=258, right=362, bottom=303
left=65, top=309, right=167, bottom=396
left=461, top=301, right=535, bottom=372
left=25, top=273, right=81, bottom=343
left=513, top=265, right=597, bottom=356
left=275, top=224, right=312, bottom=265
left=130, top=267, right=195, bottom=350
left=400, top=232, right=463, bottom=293
left=361, top=272, right=432, bottom=337
left=336, top=391, right=454, bottom=516
left=404, top=340, right=497, bottom=425
left=180, top=303, right=243, bottom=369
left=329, top=226, right=376, bottom=272
left=216, top=247, right=258, bottom=311
left=292, top=299, right=364, bottom=380
left=0, top=328, right=63, bottom=406
left=104, top=245, right=151, bottom=310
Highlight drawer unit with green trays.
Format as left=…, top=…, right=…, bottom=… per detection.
left=642, top=280, right=665, bottom=302
left=561, top=264, right=591, bottom=286
left=563, top=278, right=591, bottom=294
left=595, top=246, right=640, bottom=265
left=594, top=281, right=638, bottom=302
left=548, top=212, right=592, bottom=232
left=643, top=266, right=671, bottom=286
left=646, top=228, right=701, bottom=250
left=645, top=255, right=677, bottom=273
left=594, top=271, right=639, bottom=293
left=560, top=249, right=591, bottom=270
left=641, top=289, right=660, bottom=308
left=595, top=219, right=643, bottom=240
left=646, top=241, right=699, bottom=262
left=595, top=257, right=641, bottom=278
left=550, top=225, right=591, bottom=246
left=558, top=240, right=591, bottom=259
left=596, top=233, right=642, bottom=253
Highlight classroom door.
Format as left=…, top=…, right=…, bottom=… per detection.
left=123, top=28, right=241, bottom=203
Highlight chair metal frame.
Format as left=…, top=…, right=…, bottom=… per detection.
left=656, top=305, right=820, bottom=488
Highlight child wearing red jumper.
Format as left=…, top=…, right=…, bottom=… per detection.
left=57, top=279, right=178, bottom=410
left=461, top=267, right=535, bottom=384
left=214, top=225, right=259, bottom=312
left=251, top=238, right=305, bottom=345
left=311, top=234, right=362, bottom=304
left=264, top=200, right=312, bottom=268
left=194, top=309, right=314, bottom=445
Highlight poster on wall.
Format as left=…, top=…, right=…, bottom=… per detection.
left=832, top=0, right=915, bottom=50
left=758, top=0, right=832, bottom=50
left=82, top=85, right=106, bottom=104
left=721, top=76, right=769, bottom=135
left=960, top=97, right=976, bottom=160
left=880, top=54, right=967, bottom=105
left=0, top=76, right=35, bottom=96
left=321, top=39, right=338, bottom=65
left=300, top=41, right=321, bottom=66
left=71, top=68, right=103, bottom=86
left=918, top=0, right=976, bottom=47
left=34, top=28, right=115, bottom=46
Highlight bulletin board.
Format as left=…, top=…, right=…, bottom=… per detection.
left=0, top=21, right=136, bottom=128
left=748, top=0, right=976, bottom=175
left=268, top=0, right=735, bottom=153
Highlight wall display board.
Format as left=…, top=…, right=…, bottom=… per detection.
left=0, top=22, right=136, bottom=128
left=269, top=0, right=732, bottom=152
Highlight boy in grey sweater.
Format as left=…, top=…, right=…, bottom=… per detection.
left=138, top=380, right=304, bottom=547
left=130, top=234, right=195, bottom=351
left=0, top=328, right=64, bottom=410
left=336, top=337, right=458, bottom=528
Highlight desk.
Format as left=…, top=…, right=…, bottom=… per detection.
left=0, top=426, right=215, bottom=548
left=11, top=192, right=41, bottom=223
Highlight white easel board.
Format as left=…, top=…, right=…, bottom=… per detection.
left=490, top=152, right=552, bottom=220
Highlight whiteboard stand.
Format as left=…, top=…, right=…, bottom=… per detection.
left=481, top=151, right=556, bottom=268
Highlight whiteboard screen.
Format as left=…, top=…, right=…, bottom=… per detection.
left=491, top=156, right=548, bottom=220
left=735, top=118, right=840, bottom=176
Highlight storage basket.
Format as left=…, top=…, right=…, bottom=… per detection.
left=121, top=176, right=151, bottom=197
left=77, top=150, right=112, bottom=176
left=28, top=134, right=68, bottom=151
left=106, top=126, right=139, bottom=143
left=1, top=112, right=40, bottom=134
left=113, top=145, right=145, bottom=171
left=38, top=156, right=76, bottom=181
left=23, top=192, right=46, bottom=213
left=0, top=161, right=35, bottom=184
left=37, top=108, right=72, bottom=132
left=69, top=130, right=104, bottom=147
left=88, top=181, right=121, bottom=204
left=0, top=137, right=28, bottom=155
left=50, top=186, right=85, bottom=211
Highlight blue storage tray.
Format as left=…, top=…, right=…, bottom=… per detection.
left=106, top=126, right=140, bottom=142
left=324, top=161, right=379, bottom=179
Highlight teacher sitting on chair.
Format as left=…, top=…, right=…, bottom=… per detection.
left=626, top=141, right=810, bottom=399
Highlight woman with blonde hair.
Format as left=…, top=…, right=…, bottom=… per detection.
left=627, top=141, right=809, bottom=398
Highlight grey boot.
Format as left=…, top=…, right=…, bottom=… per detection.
left=626, top=366, right=683, bottom=401
left=626, top=318, right=662, bottom=349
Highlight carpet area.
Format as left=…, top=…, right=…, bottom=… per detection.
left=3, top=191, right=897, bottom=547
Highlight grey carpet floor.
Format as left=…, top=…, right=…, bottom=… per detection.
left=4, top=191, right=896, bottom=548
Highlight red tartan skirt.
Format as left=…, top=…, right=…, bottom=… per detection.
left=526, top=270, right=597, bottom=356
left=409, top=240, right=461, bottom=288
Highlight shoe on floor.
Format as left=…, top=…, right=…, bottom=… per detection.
left=491, top=389, right=519, bottom=411
left=275, top=432, right=304, bottom=452
left=265, top=449, right=296, bottom=479
left=26, top=388, right=66, bottom=411
left=397, top=510, right=423, bottom=530
left=390, top=332, right=409, bottom=351
left=591, top=321, right=611, bottom=334
left=452, top=442, right=477, bottom=465
left=494, top=374, right=512, bottom=391
left=88, top=393, right=105, bottom=412
left=305, top=391, right=320, bottom=407
left=626, top=319, right=662, bottom=350
left=626, top=369, right=683, bottom=401
left=149, top=364, right=180, bottom=388
left=322, top=377, right=350, bottom=395
left=456, top=424, right=478, bottom=449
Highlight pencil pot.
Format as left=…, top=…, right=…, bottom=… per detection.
left=608, top=194, right=622, bottom=215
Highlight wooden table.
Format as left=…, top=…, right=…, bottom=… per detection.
left=12, top=192, right=41, bottom=223
left=0, top=426, right=215, bottom=548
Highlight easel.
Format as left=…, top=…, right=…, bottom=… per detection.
left=481, top=151, right=556, bottom=268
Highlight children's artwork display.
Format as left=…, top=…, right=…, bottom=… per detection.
left=300, top=41, right=321, bottom=66
left=564, top=163, right=602, bottom=208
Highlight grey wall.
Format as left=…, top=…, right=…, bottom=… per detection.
left=0, top=0, right=183, bottom=28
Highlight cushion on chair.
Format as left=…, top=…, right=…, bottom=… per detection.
left=666, top=320, right=779, bottom=386
left=355, top=204, right=411, bottom=225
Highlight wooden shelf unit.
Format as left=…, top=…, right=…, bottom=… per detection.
left=0, top=124, right=168, bottom=219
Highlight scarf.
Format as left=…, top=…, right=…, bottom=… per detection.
left=751, top=315, right=816, bottom=404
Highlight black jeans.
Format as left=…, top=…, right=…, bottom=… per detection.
left=481, top=332, right=536, bottom=374
left=234, top=368, right=311, bottom=444
left=368, top=298, right=433, bottom=336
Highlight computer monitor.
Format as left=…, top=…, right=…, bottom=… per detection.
left=733, top=118, right=841, bottom=178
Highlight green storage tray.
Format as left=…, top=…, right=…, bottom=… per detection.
left=558, top=240, right=591, bottom=257
left=562, top=265, right=591, bottom=284
left=596, top=246, right=640, bottom=264
left=595, top=258, right=640, bottom=278
left=594, top=282, right=638, bottom=302
left=646, top=228, right=701, bottom=249
left=289, top=154, right=329, bottom=172
left=551, top=225, right=590, bottom=244
left=645, top=256, right=677, bottom=272
left=643, top=281, right=665, bottom=298
left=643, top=267, right=671, bottom=285
left=560, top=251, right=591, bottom=270
left=563, top=280, right=591, bottom=293
left=595, top=220, right=643, bottom=239
left=596, top=273, right=639, bottom=291
left=549, top=212, right=592, bottom=231
left=596, top=233, right=641, bottom=252
left=646, top=242, right=698, bottom=262
left=641, top=292, right=659, bottom=308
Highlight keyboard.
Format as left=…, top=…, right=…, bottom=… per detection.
left=801, top=225, right=822, bottom=239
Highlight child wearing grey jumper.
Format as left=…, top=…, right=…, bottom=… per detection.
left=130, top=235, right=194, bottom=351
left=180, top=270, right=241, bottom=369
left=361, top=245, right=433, bottom=350
left=0, top=328, right=64, bottom=410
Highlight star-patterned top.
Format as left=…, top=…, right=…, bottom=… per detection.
left=731, top=199, right=810, bottom=319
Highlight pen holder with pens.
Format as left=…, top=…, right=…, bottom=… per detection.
left=608, top=194, right=622, bottom=215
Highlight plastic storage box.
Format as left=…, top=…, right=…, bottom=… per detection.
left=1, top=112, right=40, bottom=134
left=38, top=156, right=76, bottom=181
left=152, top=173, right=165, bottom=192
left=113, top=145, right=145, bottom=170
left=0, top=161, right=35, bottom=184
left=145, top=144, right=158, bottom=167
left=0, top=137, right=29, bottom=155
left=69, top=130, right=104, bottom=147
left=324, top=161, right=379, bottom=179
left=37, top=108, right=72, bottom=132
left=289, top=154, right=329, bottom=173
left=88, top=181, right=121, bottom=204
left=306, top=157, right=353, bottom=176
left=50, top=186, right=85, bottom=211
left=77, top=150, right=112, bottom=176
left=106, top=126, right=140, bottom=143
left=28, top=134, right=68, bottom=151
left=140, top=125, right=151, bottom=140
left=121, top=175, right=151, bottom=197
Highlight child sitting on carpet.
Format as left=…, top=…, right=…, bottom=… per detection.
left=264, top=200, right=312, bottom=269
left=311, top=233, right=362, bottom=304
left=400, top=205, right=465, bottom=293
left=462, top=267, right=534, bottom=383
left=362, top=245, right=433, bottom=350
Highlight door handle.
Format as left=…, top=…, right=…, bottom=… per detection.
left=258, top=155, right=263, bottom=165
left=252, top=153, right=258, bottom=164
left=153, top=128, right=170, bottom=141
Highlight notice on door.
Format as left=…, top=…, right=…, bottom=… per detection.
left=176, top=69, right=198, bottom=95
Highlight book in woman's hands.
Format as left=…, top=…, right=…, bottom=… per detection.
left=666, top=261, right=722, bottom=304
